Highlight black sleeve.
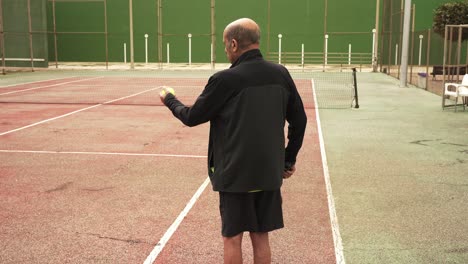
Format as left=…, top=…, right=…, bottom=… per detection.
left=163, top=75, right=228, bottom=127
left=284, top=72, right=307, bottom=165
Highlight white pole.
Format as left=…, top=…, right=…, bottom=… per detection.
left=418, top=34, right=423, bottom=66
left=129, top=0, right=134, bottom=69
left=188, top=33, right=192, bottom=65
left=167, top=43, right=170, bottom=64
left=325, top=34, right=329, bottom=65
left=348, top=44, right=352, bottom=65
left=144, top=34, right=148, bottom=64
left=399, top=0, right=412, bottom=87
left=372, top=29, right=376, bottom=67
left=278, top=34, right=282, bottom=64
left=124, top=43, right=127, bottom=64
left=301, top=43, right=304, bottom=67
left=395, top=44, right=399, bottom=65
left=211, top=43, right=214, bottom=68
left=373, top=0, right=380, bottom=72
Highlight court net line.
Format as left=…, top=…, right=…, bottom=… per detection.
left=312, top=79, right=346, bottom=264
left=0, top=86, right=163, bottom=137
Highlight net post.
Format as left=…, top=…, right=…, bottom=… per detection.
left=352, top=67, right=359, bottom=109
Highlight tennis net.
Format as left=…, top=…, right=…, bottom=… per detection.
left=0, top=68, right=358, bottom=109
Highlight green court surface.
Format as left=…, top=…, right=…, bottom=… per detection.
left=318, top=73, right=467, bottom=263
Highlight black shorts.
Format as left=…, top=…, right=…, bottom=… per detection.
left=219, top=190, right=284, bottom=237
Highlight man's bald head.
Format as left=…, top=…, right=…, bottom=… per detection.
left=224, top=18, right=260, bottom=50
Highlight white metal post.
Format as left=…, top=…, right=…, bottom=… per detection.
left=278, top=34, right=282, bottom=64
left=167, top=43, right=170, bottom=64
left=129, top=0, right=134, bottom=69
left=188, top=33, right=192, bottom=65
left=124, top=43, right=127, bottom=64
left=211, top=43, right=214, bottom=68
left=418, top=34, right=423, bottom=66
left=348, top=44, right=352, bottom=65
left=144, top=34, right=148, bottom=64
left=372, top=29, right=376, bottom=68
left=399, top=0, right=412, bottom=87
left=395, top=44, right=399, bottom=65
left=325, top=34, right=329, bottom=65
left=301, top=44, right=304, bottom=67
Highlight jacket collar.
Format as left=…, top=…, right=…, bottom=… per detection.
left=230, top=49, right=263, bottom=68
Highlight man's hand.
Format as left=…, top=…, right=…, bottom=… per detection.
left=283, top=165, right=296, bottom=179
left=159, top=86, right=175, bottom=103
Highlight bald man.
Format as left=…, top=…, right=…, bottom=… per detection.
left=160, top=18, right=307, bottom=263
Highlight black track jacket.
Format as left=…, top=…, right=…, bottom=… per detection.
left=163, top=49, right=307, bottom=192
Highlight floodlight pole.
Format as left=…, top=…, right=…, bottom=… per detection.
left=399, top=0, right=411, bottom=87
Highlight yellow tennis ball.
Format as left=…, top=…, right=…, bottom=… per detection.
left=166, top=87, right=175, bottom=95
left=160, top=87, right=175, bottom=96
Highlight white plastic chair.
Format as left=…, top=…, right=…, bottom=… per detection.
left=443, top=74, right=468, bottom=111
left=457, top=85, right=468, bottom=111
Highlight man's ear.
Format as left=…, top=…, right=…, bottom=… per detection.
left=231, top=39, right=238, bottom=52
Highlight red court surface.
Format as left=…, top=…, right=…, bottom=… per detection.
left=0, top=76, right=337, bottom=263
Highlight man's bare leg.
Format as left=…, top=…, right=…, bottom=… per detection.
left=223, top=233, right=243, bottom=264
left=250, top=232, right=271, bottom=264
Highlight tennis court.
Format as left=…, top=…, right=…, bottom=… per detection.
left=0, top=68, right=467, bottom=264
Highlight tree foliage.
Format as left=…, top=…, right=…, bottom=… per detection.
left=433, top=1, right=468, bottom=41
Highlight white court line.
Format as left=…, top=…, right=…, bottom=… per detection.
left=0, top=76, right=102, bottom=96
left=143, top=177, right=210, bottom=264
left=0, top=86, right=163, bottom=137
left=0, top=149, right=206, bottom=158
left=312, top=79, right=345, bottom=264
